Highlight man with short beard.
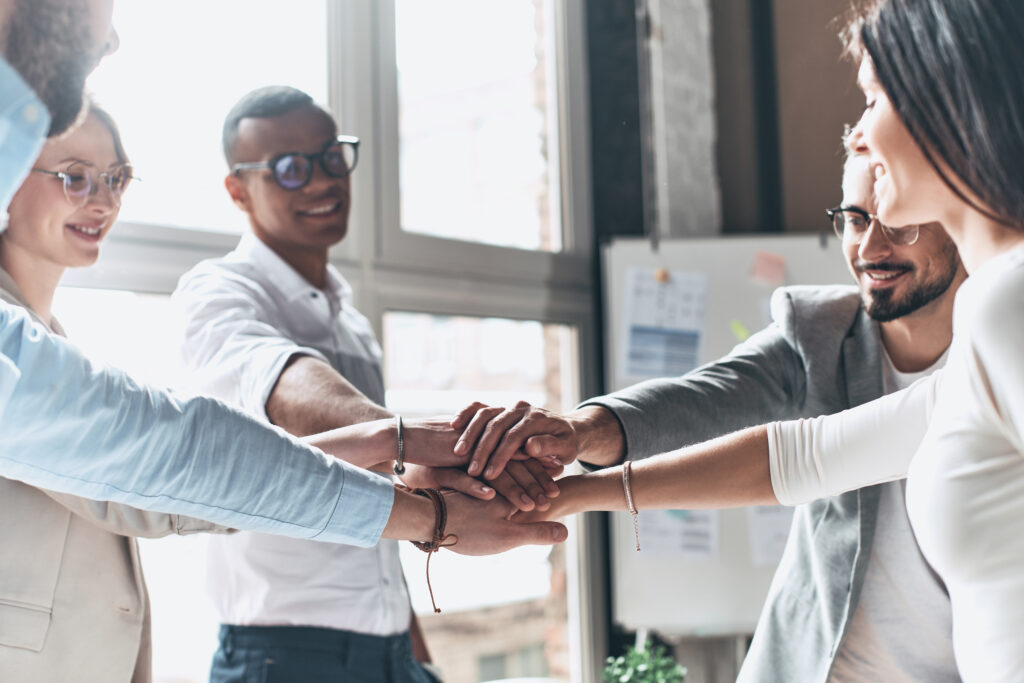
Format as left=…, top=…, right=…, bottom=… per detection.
left=453, top=145, right=966, bottom=681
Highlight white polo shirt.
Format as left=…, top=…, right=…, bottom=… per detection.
left=173, top=232, right=410, bottom=635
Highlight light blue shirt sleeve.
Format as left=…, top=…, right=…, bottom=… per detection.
left=0, top=301, right=393, bottom=546
left=0, top=56, right=50, bottom=211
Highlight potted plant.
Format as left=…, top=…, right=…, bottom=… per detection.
left=602, top=640, right=687, bottom=682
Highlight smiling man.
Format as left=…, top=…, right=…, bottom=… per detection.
left=173, top=86, right=446, bottom=683
left=450, top=140, right=967, bottom=681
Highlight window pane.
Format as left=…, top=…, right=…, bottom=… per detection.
left=86, top=1, right=328, bottom=233
left=384, top=312, right=577, bottom=682
left=395, top=0, right=563, bottom=252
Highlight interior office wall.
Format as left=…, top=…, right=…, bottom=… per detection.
left=709, top=0, right=866, bottom=234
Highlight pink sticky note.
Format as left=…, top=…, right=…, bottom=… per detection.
left=751, top=251, right=787, bottom=287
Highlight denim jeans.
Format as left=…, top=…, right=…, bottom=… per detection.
left=210, top=624, right=438, bottom=683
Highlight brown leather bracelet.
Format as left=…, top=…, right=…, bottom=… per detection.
left=403, top=487, right=458, bottom=612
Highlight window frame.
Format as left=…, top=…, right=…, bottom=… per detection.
left=60, top=2, right=604, bottom=680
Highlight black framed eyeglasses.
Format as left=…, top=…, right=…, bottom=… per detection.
left=32, top=161, right=137, bottom=208
left=231, top=135, right=360, bottom=190
left=825, top=205, right=920, bottom=246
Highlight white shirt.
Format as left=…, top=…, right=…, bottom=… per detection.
left=173, top=232, right=410, bottom=635
left=769, top=245, right=1024, bottom=681
left=829, top=350, right=958, bottom=683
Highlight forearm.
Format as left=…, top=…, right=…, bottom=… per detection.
left=381, top=488, right=437, bottom=542
left=550, top=426, right=777, bottom=517
left=570, top=405, right=627, bottom=467
left=43, top=491, right=233, bottom=538
left=267, top=355, right=392, bottom=436
left=303, top=419, right=395, bottom=470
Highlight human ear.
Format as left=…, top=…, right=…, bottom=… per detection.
left=224, top=174, right=251, bottom=212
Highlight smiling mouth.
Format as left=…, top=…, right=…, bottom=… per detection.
left=297, top=201, right=343, bottom=217
left=66, top=223, right=103, bottom=237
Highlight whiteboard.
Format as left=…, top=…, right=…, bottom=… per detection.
left=603, top=234, right=850, bottom=636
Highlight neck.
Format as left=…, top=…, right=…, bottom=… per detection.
left=252, top=230, right=329, bottom=290
left=0, top=238, right=64, bottom=324
left=941, top=205, right=1024, bottom=274
left=878, top=269, right=965, bottom=373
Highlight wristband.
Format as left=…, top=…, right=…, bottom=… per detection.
left=393, top=414, right=405, bottom=475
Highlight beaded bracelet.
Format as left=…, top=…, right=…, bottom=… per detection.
left=406, top=487, right=458, bottom=612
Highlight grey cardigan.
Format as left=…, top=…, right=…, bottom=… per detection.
left=584, top=284, right=901, bottom=682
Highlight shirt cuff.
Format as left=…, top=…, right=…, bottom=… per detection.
left=0, top=351, right=21, bottom=424
left=314, top=464, right=395, bottom=546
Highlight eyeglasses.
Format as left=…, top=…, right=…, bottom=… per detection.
left=32, top=161, right=137, bottom=208
left=825, top=205, right=920, bottom=246
left=231, top=135, right=360, bottom=190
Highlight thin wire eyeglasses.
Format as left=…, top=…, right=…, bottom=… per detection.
left=825, top=205, right=920, bottom=246
left=231, top=135, right=360, bottom=191
left=32, top=161, right=138, bottom=208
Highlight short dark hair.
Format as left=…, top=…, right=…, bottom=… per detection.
left=842, top=0, right=1024, bottom=229
left=221, top=86, right=315, bottom=166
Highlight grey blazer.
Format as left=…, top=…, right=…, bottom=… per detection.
left=585, top=284, right=902, bottom=682
left=0, top=269, right=230, bottom=683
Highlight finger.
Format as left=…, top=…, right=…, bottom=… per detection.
left=429, top=468, right=495, bottom=500
left=455, top=406, right=503, bottom=463
left=505, top=461, right=550, bottom=510
left=506, top=520, right=568, bottom=548
left=523, top=433, right=577, bottom=464
left=451, top=402, right=488, bottom=431
left=467, top=406, right=528, bottom=477
left=489, top=471, right=535, bottom=512
left=521, top=458, right=560, bottom=498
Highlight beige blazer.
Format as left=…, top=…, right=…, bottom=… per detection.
left=0, top=269, right=231, bottom=682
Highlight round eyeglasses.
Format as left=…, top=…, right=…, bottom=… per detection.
left=32, top=161, right=137, bottom=208
left=231, top=135, right=359, bottom=191
left=825, top=205, right=920, bottom=246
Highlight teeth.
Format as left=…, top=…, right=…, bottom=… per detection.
left=868, top=271, right=900, bottom=280
left=301, top=202, right=339, bottom=216
left=68, top=224, right=101, bottom=236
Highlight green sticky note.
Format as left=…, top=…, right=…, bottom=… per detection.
left=730, top=319, right=750, bottom=342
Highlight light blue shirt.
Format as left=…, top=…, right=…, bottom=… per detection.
left=0, top=57, right=393, bottom=546
left=0, top=57, right=50, bottom=211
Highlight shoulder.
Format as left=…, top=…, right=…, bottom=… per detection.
left=965, top=254, right=1024, bottom=366
left=770, top=285, right=862, bottom=335
left=174, top=255, right=269, bottom=303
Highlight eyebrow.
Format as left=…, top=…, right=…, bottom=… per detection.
left=56, top=157, right=96, bottom=168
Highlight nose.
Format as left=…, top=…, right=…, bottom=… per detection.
left=846, top=116, right=868, bottom=155
left=85, top=180, right=119, bottom=213
left=857, top=218, right=893, bottom=263
left=103, top=27, right=120, bottom=57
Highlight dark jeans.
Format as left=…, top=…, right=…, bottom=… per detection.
left=210, top=624, right=438, bottom=683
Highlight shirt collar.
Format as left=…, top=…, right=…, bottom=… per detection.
left=232, top=231, right=352, bottom=309
left=0, top=57, right=51, bottom=213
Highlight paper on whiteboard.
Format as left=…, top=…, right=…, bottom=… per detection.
left=636, top=509, right=719, bottom=559
left=622, top=267, right=708, bottom=379
left=746, top=506, right=794, bottom=566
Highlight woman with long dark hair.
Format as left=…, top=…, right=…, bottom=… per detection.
left=508, top=0, right=1024, bottom=678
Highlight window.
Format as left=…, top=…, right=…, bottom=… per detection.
left=395, top=0, right=563, bottom=251
left=59, top=2, right=599, bottom=681
left=86, top=1, right=328, bottom=233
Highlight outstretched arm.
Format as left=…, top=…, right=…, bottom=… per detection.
left=521, top=373, right=939, bottom=521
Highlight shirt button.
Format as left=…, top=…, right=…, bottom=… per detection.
left=310, top=292, right=318, bottom=298
left=22, top=104, right=40, bottom=123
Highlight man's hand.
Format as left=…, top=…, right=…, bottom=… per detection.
left=451, top=401, right=579, bottom=480
left=442, top=490, right=567, bottom=556
left=399, top=460, right=562, bottom=512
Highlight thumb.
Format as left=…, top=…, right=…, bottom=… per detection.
left=509, top=520, right=568, bottom=546
left=525, top=434, right=575, bottom=462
